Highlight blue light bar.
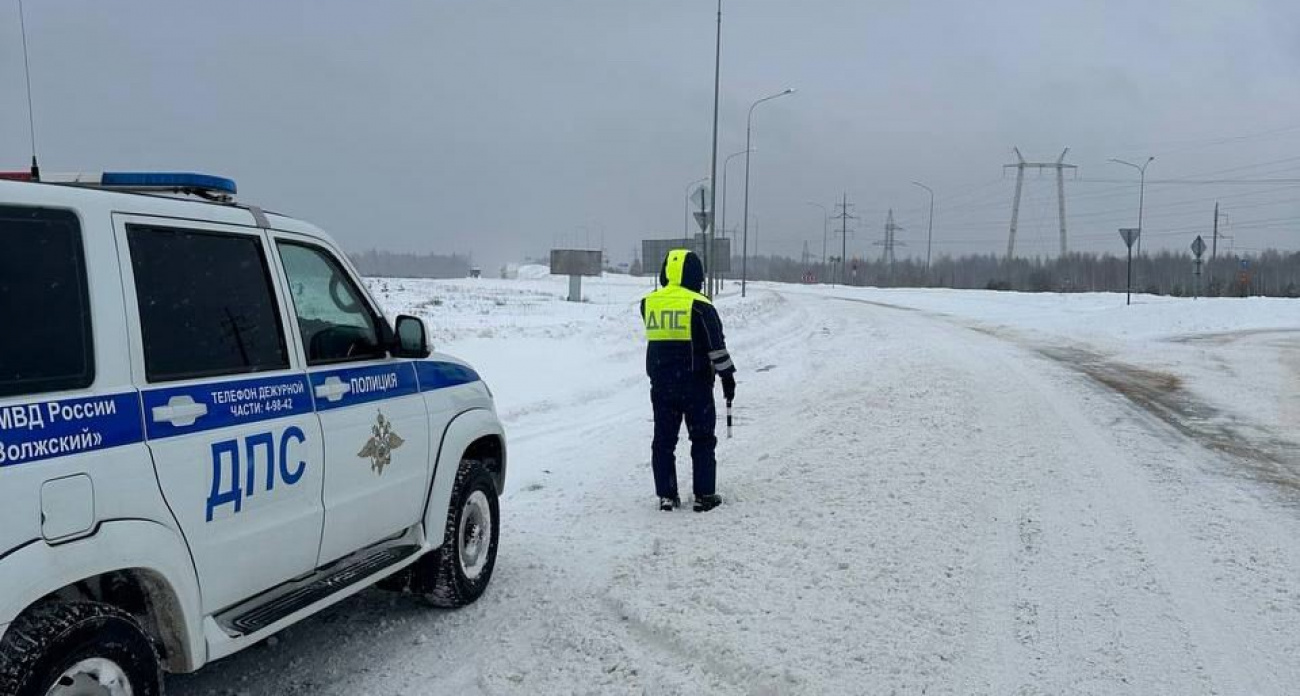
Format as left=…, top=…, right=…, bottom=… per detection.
left=100, top=171, right=237, bottom=195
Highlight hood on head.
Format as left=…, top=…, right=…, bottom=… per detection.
left=658, top=249, right=705, bottom=292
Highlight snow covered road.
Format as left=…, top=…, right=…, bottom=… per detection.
left=170, top=279, right=1300, bottom=695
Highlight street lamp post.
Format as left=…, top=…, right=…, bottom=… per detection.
left=1109, top=157, right=1154, bottom=257
left=806, top=201, right=828, bottom=280
left=720, top=147, right=753, bottom=256
left=683, top=175, right=709, bottom=244
left=705, top=0, right=723, bottom=298
left=741, top=88, right=795, bottom=298
left=910, top=181, right=934, bottom=278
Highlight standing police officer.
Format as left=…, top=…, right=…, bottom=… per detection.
left=640, top=249, right=736, bottom=512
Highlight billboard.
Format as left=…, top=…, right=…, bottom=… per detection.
left=549, top=249, right=603, bottom=277
left=641, top=236, right=732, bottom=276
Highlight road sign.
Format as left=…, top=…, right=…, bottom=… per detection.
left=1119, top=228, right=1140, bottom=249
left=693, top=210, right=712, bottom=232
left=689, top=185, right=710, bottom=211
left=1119, top=228, right=1140, bottom=305
left=1191, top=235, right=1206, bottom=259
left=549, top=249, right=603, bottom=276
left=550, top=249, right=603, bottom=303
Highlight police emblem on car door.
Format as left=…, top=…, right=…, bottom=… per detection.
left=357, top=411, right=404, bottom=474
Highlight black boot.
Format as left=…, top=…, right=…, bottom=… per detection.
left=659, top=497, right=680, bottom=511
left=693, top=494, right=722, bottom=513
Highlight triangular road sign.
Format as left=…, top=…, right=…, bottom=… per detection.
left=1119, top=228, right=1140, bottom=249
left=693, top=210, right=713, bottom=231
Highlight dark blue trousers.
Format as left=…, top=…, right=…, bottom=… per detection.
left=650, top=380, right=717, bottom=499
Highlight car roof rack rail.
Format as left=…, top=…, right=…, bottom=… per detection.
left=0, top=170, right=238, bottom=202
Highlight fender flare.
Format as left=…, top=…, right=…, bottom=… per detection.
left=0, top=519, right=205, bottom=671
left=423, top=408, right=506, bottom=547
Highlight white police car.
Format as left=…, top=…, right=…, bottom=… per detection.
left=0, top=171, right=506, bottom=695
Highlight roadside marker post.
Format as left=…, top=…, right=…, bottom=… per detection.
left=1119, top=228, right=1140, bottom=306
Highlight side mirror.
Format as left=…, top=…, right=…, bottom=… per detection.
left=392, top=315, right=431, bottom=359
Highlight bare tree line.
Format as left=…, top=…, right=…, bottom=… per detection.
left=723, top=250, right=1300, bottom=298
left=350, top=249, right=472, bottom=279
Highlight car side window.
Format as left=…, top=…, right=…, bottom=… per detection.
left=277, top=242, right=387, bottom=365
left=128, top=225, right=289, bottom=382
left=0, top=206, right=93, bottom=397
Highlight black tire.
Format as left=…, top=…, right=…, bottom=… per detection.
left=413, top=458, right=500, bottom=608
left=0, top=601, right=161, bottom=696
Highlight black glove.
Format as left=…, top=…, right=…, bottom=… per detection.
left=720, top=372, right=736, bottom=402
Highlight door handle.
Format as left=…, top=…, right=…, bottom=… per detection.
left=314, top=377, right=351, bottom=402
left=152, top=396, right=208, bottom=427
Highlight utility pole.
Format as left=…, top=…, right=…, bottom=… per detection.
left=1004, top=147, right=1076, bottom=259
left=1209, top=202, right=1229, bottom=293
left=830, top=193, right=858, bottom=287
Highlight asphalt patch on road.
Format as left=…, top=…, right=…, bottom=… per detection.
left=1036, top=344, right=1300, bottom=495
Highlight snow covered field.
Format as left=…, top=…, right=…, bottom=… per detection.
left=170, top=275, right=1300, bottom=695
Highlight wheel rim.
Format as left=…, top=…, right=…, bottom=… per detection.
left=458, top=489, right=493, bottom=580
left=46, top=657, right=134, bottom=696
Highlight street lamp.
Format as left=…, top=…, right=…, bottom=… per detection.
left=741, top=88, right=796, bottom=298
left=720, top=148, right=754, bottom=245
left=717, top=148, right=754, bottom=290
left=910, top=181, right=934, bottom=277
left=806, top=201, right=828, bottom=279
left=683, top=175, right=709, bottom=243
left=1108, top=157, right=1154, bottom=256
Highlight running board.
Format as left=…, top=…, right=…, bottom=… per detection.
left=216, top=544, right=420, bottom=636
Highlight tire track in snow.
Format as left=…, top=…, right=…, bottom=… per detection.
left=852, top=298, right=1300, bottom=694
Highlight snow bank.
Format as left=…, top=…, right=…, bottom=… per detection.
left=516, top=264, right=551, bottom=280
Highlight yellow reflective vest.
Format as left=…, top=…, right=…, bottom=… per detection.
left=643, top=249, right=711, bottom=343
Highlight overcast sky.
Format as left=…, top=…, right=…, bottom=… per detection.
left=3, top=0, right=1300, bottom=269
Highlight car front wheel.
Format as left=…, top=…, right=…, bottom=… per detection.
left=413, top=458, right=501, bottom=607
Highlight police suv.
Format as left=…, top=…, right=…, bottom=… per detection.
left=0, top=171, right=506, bottom=695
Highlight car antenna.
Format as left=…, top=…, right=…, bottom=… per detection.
left=16, top=0, right=40, bottom=181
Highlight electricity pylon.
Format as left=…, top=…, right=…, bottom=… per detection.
left=830, top=193, right=858, bottom=286
left=1004, top=147, right=1076, bottom=259
left=874, top=209, right=906, bottom=283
